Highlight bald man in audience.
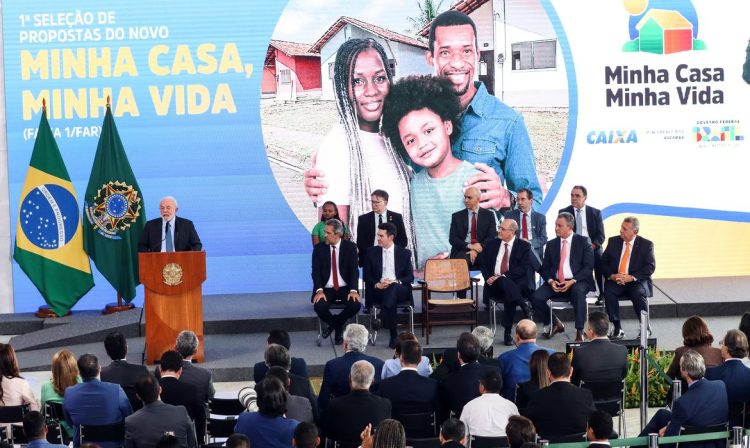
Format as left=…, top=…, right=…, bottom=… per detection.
left=498, top=320, right=554, bottom=400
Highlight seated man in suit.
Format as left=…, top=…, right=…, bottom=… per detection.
left=63, top=354, right=133, bottom=448
left=169, top=330, right=214, bottom=403
left=498, top=320, right=554, bottom=400
left=530, top=212, right=595, bottom=342
left=363, top=222, right=414, bottom=348
left=324, top=361, right=391, bottom=448
left=601, top=216, right=655, bottom=339
left=640, top=350, right=728, bottom=442
left=157, top=350, right=206, bottom=443
left=125, top=374, right=197, bottom=448
left=559, top=186, right=605, bottom=298
left=571, top=311, right=628, bottom=386
left=586, top=410, right=613, bottom=448
left=377, top=340, right=439, bottom=417
left=253, top=329, right=308, bottom=382
left=481, top=219, right=535, bottom=344
left=318, top=324, right=384, bottom=414
left=100, top=331, right=149, bottom=411
left=138, top=196, right=202, bottom=252
left=311, top=218, right=361, bottom=344
left=460, top=370, right=519, bottom=437
left=449, top=187, right=497, bottom=271
left=504, top=188, right=547, bottom=265
left=440, top=418, right=468, bottom=448
left=356, top=189, right=408, bottom=269
left=263, top=344, right=317, bottom=423
left=705, top=329, right=750, bottom=427
left=524, top=352, right=596, bottom=439
left=266, top=367, right=314, bottom=424
left=431, top=326, right=500, bottom=383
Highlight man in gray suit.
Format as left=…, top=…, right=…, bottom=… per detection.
left=124, top=374, right=197, bottom=448
left=157, top=330, right=215, bottom=403
left=504, top=188, right=546, bottom=265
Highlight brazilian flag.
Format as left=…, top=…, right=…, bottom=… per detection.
left=13, top=110, right=95, bottom=315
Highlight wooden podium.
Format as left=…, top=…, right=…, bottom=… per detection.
left=139, top=251, right=206, bottom=364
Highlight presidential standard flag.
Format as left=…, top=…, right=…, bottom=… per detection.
left=14, top=109, right=95, bottom=315
left=83, top=103, right=145, bottom=301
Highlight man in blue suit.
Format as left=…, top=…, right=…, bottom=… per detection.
left=377, top=340, right=439, bottom=417
left=498, top=319, right=554, bottom=400
left=363, top=222, right=414, bottom=348
left=559, top=186, right=605, bottom=297
left=530, top=212, right=595, bottom=342
left=705, top=329, right=750, bottom=427
left=63, top=354, right=133, bottom=448
left=318, top=324, right=384, bottom=415
left=640, top=350, right=728, bottom=446
left=504, top=188, right=547, bottom=264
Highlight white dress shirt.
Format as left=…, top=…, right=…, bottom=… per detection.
left=494, top=237, right=515, bottom=275
left=160, top=218, right=176, bottom=252
left=575, top=206, right=589, bottom=238
left=460, top=393, right=519, bottom=437
left=325, top=241, right=347, bottom=289
left=560, top=234, right=574, bottom=280
left=381, top=245, right=396, bottom=281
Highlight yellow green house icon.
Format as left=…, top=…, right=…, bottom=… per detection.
left=623, top=9, right=706, bottom=54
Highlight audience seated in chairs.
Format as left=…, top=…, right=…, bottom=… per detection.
left=705, top=329, right=750, bottom=428
left=293, top=422, right=319, bottom=448
left=498, top=320, right=554, bottom=401
left=156, top=330, right=215, bottom=403
left=506, top=415, right=536, bottom=448
left=361, top=419, right=406, bottom=448
left=0, top=343, right=40, bottom=412
left=514, top=350, right=550, bottom=414
left=377, top=340, right=439, bottom=421
left=234, top=376, right=298, bottom=448
left=381, top=333, right=433, bottom=379
left=439, top=418, right=467, bottom=448
left=266, top=366, right=314, bottom=424
left=100, top=332, right=149, bottom=412
left=460, top=370, right=518, bottom=437
left=262, top=344, right=318, bottom=421
left=40, top=349, right=80, bottom=441
left=157, top=350, right=206, bottom=443
left=667, top=316, right=723, bottom=380
left=586, top=410, right=612, bottom=448
left=571, top=311, right=628, bottom=386
left=23, top=410, right=67, bottom=448
left=253, top=329, right=309, bottom=382
left=431, top=327, right=498, bottom=383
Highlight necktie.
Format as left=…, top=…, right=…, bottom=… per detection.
left=331, top=246, right=339, bottom=290
left=557, top=239, right=567, bottom=283
left=522, top=213, right=529, bottom=240
left=165, top=222, right=174, bottom=252
left=619, top=241, right=631, bottom=274
left=575, top=209, right=583, bottom=235
left=379, top=214, right=383, bottom=225
left=500, top=243, right=510, bottom=274
left=470, top=212, right=478, bottom=244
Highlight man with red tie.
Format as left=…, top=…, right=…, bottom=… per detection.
left=601, top=216, right=655, bottom=339
left=312, top=219, right=360, bottom=344
left=530, top=212, right=595, bottom=342
left=449, top=187, right=497, bottom=269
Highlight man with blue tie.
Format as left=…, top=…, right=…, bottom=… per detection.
left=138, top=196, right=202, bottom=252
left=504, top=188, right=547, bottom=265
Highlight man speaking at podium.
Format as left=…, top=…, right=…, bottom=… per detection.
left=138, top=196, right=202, bottom=252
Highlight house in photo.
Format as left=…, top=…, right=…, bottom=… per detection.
left=262, top=40, right=322, bottom=100
left=310, top=16, right=433, bottom=100
left=636, top=9, right=693, bottom=54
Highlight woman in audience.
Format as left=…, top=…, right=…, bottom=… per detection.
left=311, top=200, right=350, bottom=245
left=381, top=332, right=432, bottom=379
left=0, top=343, right=40, bottom=410
left=515, top=349, right=550, bottom=412
left=739, top=312, right=750, bottom=367
left=40, top=349, right=80, bottom=438
left=234, top=376, right=298, bottom=448
left=361, top=419, right=406, bottom=448
left=667, top=315, right=723, bottom=378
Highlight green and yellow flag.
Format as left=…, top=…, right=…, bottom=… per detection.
left=13, top=109, right=95, bottom=315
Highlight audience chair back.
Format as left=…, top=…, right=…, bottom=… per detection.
left=0, top=403, right=30, bottom=444
left=395, top=411, right=437, bottom=438
left=44, top=401, right=71, bottom=445
left=79, top=421, right=126, bottom=445
left=421, top=259, right=479, bottom=344
left=677, top=423, right=729, bottom=448
left=580, top=379, right=626, bottom=437
left=470, top=435, right=509, bottom=448
left=206, top=397, right=244, bottom=446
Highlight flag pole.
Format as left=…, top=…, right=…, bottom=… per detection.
left=103, top=292, right=134, bottom=314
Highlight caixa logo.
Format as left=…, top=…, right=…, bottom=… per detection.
left=693, top=126, right=744, bottom=142
left=586, top=130, right=638, bottom=144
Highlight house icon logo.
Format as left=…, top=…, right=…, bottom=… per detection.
left=622, top=0, right=706, bottom=54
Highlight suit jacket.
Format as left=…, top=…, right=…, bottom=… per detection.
left=440, top=361, right=500, bottom=418
left=325, top=390, right=391, bottom=448
left=156, top=360, right=215, bottom=403
left=158, top=377, right=206, bottom=440
left=524, top=381, right=596, bottom=438
left=480, top=237, right=536, bottom=295
left=571, top=339, right=628, bottom=386
left=376, top=369, right=439, bottom=416
left=357, top=210, right=408, bottom=266
left=100, top=360, right=149, bottom=411
left=601, top=235, right=655, bottom=296
left=706, top=359, right=750, bottom=426
left=449, top=208, right=497, bottom=259
left=363, top=245, right=414, bottom=298
left=559, top=205, right=605, bottom=248
left=498, top=342, right=555, bottom=400
left=503, top=209, right=547, bottom=262
left=286, top=393, right=314, bottom=423
left=311, top=240, right=359, bottom=296
left=138, top=216, right=202, bottom=252
left=664, top=378, right=728, bottom=437
left=253, top=357, right=308, bottom=383
left=63, top=379, right=133, bottom=448
left=288, top=372, right=319, bottom=424
left=124, top=401, right=197, bottom=448
left=318, top=351, right=385, bottom=412
left=539, top=234, right=595, bottom=290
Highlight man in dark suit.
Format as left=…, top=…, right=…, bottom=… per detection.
left=377, top=340, right=439, bottom=417
left=449, top=187, right=497, bottom=270
left=100, top=332, right=149, bottom=411
left=356, top=189, right=408, bottom=269
left=525, top=352, right=596, bottom=439
left=364, top=222, right=414, bottom=348
left=172, top=330, right=215, bottom=403
left=600, top=216, right=655, bottom=339
left=263, top=344, right=318, bottom=422
left=504, top=188, right=547, bottom=264
left=157, top=350, right=206, bottom=443
left=481, top=218, right=536, bottom=345
left=324, top=360, right=391, bottom=448
left=559, top=186, right=604, bottom=296
left=138, top=196, right=202, bottom=252
left=312, top=218, right=361, bottom=344
left=571, top=312, right=627, bottom=386
left=640, top=350, right=728, bottom=447
left=252, top=329, right=308, bottom=382
left=530, top=212, right=595, bottom=342
left=267, top=367, right=314, bottom=424
left=125, top=374, right=197, bottom=448
left=705, top=330, right=750, bottom=427
left=586, top=410, right=613, bottom=448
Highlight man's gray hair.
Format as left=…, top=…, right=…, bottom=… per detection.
left=502, top=219, right=518, bottom=233
left=160, top=196, right=178, bottom=208
left=344, top=324, right=369, bottom=352
left=623, top=216, right=640, bottom=233
left=264, top=344, right=291, bottom=370
left=557, top=212, right=575, bottom=228
left=472, top=326, right=494, bottom=354
left=680, top=349, right=706, bottom=380
left=325, top=218, right=344, bottom=235
left=176, top=330, right=199, bottom=358
left=350, top=360, right=375, bottom=389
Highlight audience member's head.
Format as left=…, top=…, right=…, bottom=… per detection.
left=529, top=349, right=551, bottom=388
left=547, top=352, right=571, bottom=381
left=440, top=418, right=467, bottom=446
left=682, top=316, right=714, bottom=347
left=739, top=312, right=750, bottom=342
left=135, top=374, right=161, bottom=405
left=373, top=419, right=406, bottom=448
left=586, top=311, right=610, bottom=338
left=479, top=370, right=503, bottom=395
left=293, top=422, right=319, bottom=448
left=175, top=330, right=199, bottom=359
left=266, top=366, right=291, bottom=391
left=77, top=353, right=100, bottom=380
left=393, top=332, right=418, bottom=356
left=400, top=340, right=423, bottom=367
left=515, top=320, right=537, bottom=342
left=456, top=332, right=481, bottom=364
left=506, top=415, right=536, bottom=448
left=680, top=349, right=706, bottom=382
left=587, top=410, right=613, bottom=441
left=472, top=326, right=495, bottom=357
left=344, top=324, right=369, bottom=353
left=264, top=344, right=292, bottom=370
left=350, top=360, right=375, bottom=390
left=255, top=376, right=287, bottom=417
left=267, top=329, right=292, bottom=350
left=22, top=411, right=47, bottom=440
left=226, top=433, right=251, bottom=448
left=722, top=329, right=749, bottom=359
left=103, top=332, right=128, bottom=361
left=159, top=350, right=184, bottom=374
left=0, top=343, right=21, bottom=379
left=156, top=434, right=182, bottom=448
left=51, top=349, right=79, bottom=395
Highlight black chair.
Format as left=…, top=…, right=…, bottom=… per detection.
left=316, top=302, right=360, bottom=346
left=471, top=435, right=509, bottom=448
left=44, top=401, right=72, bottom=445
left=677, top=423, right=729, bottom=448
left=396, top=411, right=437, bottom=439
left=542, top=432, right=586, bottom=443
left=208, top=397, right=244, bottom=416
left=79, top=421, right=126, bottom=446
left=0, top=403, right=30, bottom=444
left=205, top=397, right=244, bottom=446
left=580, top=379, right=626, bottom=437
left=406, top=437, right=441, bottom=448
